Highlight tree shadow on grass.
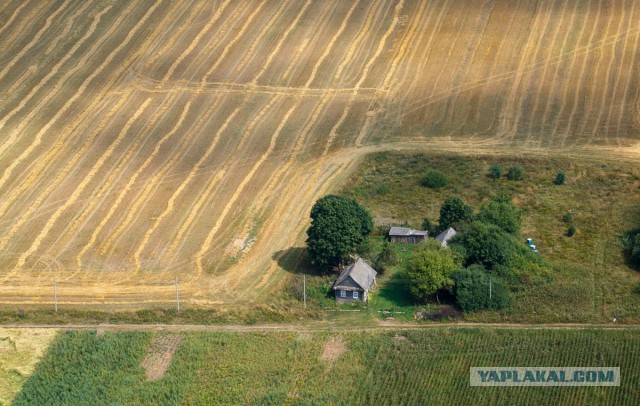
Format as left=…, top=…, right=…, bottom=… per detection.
left=271, top=247, right=317, bottom=275
left=375, top=272, right=413, bottom=308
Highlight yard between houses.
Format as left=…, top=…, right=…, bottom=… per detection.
left=324, top=152, right=640, bottom=324
left=11, top=328, right=640, bottom=405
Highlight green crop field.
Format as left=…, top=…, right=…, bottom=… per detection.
left=13, top=328, right=640, bottom=405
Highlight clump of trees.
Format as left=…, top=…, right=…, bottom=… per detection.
left=439, top=197, right=473, bottom=230
left=404, top=240, right=460, bottom=303
left=452, top=265, right=511, bottom=312
left=421, top=170, right=448, bottom=189
left=306, top=195, right=373, bottom=272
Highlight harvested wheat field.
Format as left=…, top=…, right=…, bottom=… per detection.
left=0, top=0, right=639, bottom=307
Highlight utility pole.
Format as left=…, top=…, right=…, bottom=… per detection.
left=53, top=276, right=58, bottom=314
left=303, top=275, right=306, bottom=310
left=175, top=277, right=180, bottom=312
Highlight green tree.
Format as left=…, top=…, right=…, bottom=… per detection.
left=404, top=241, right=460, bottom=303
left=566, top=226, right=576, bottom=237
left=374, top=240, right=398, bottom=274
left=506, top=165, right=524, bottom=180
left=421, top=217, right=436, bottom=236
left=476, top=200, right=522, bottom=234
left=439, top=197, right=473, bottom=230
left=554, top=171, right=566, bottom=185
left=488, top=165, right=502, bottom=179
left=306, top=195, right=373, bottom=271
left=452, top=265, right=511, bottom=312
left=421, top=170, right=448, bottom=189
left=454, top=222, right=513, bottom=270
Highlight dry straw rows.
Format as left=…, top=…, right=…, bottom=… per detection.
left=0, top=0, right=639, bottom=306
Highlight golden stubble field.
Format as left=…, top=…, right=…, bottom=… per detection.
left=0, top=0, right=639, bottom=307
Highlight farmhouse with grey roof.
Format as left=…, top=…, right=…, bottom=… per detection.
left=435, top=227, right=457, bottom=247
left=332, top=258, right=377, bottom=302
left=388, top=226, right=428, bottom=244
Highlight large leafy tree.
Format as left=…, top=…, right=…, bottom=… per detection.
left=404, top=241, right=460, bottom=303
left=476, top=200, right=521, bottom=234
left=439, top=197, right=474, bottom=230
left=452, top=265, right=511, bottom=312
left=306, top=195, right=373, bottom=271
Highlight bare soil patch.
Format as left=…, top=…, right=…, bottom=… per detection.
left=140, top=333, right=185, bottom=381
left=321, top=335, right=347, bottom=366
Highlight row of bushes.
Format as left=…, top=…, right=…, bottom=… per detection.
left=421, top=165, right=566, bottom=189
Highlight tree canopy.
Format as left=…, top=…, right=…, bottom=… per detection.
left=306, top=195, right=373, bottom=271
left=439, top=197, right=473, bottom=231
left=404, top=241, right=460, bottom=303
left=476, top=200, right=521, bottom=234
left=452, top=265, right=511, bottom=312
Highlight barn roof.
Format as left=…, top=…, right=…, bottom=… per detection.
left=435, top=227, right=457, bottom=247
left=389, top=226, right=428, bottom=237
left=333, top=258, right=377, bottom=291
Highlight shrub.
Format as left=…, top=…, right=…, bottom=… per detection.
left=421, top=170, right=448, bottom=189
left=488, top=165, right=502, bottom=179
left=374, top=241, right=398, bottom=275
left=567, top=226, right=576, bottom=237
left=562, top=212, right=574, bottom=223
left=404, top=241, right=460, bottom=303
left=476, top=200, right=522, bottom=234
left=623, top=232, right=640, bottom=269
left=554, top=171, right=566, bottom=185
left=506, top=165, right=524, bottom=180
left=421, top=218, right=436, bottom=236
left=439, top=197, right=474, bottom=230
left=452, top=266, right=512, bottom=312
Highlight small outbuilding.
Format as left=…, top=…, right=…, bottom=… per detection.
left=332, top=258, right=377, bottom=302
left=435, top=227, right=457, bottom=247
left=388, top=226, right=428, bottom=244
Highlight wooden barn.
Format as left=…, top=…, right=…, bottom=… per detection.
left=388, top=226, right=428, bottom=244
left=332, top=258, right=377, bottom=302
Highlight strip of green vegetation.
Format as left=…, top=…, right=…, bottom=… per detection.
left=15, top=328, right=640, bottom=405
left=340, top=152, right=640, bottom=323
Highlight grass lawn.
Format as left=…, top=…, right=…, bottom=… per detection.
left=337, top=152, right=640, bottom=323
left=14, top=328, right=640, bottom=405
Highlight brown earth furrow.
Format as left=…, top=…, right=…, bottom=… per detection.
left=616, top=6, right=640, bottom=137
left=73, top=101, right=190, bottom=271
left=3, top=98, right=152, bottom=273
left=603, top=2, right=635, bottom=145
left=576, top=1, right=618, bottom=144
left=163, top=0, right=232, bottom=81
left=0, top=5, right=113, bottom=158
left=549, top=0, right=593, bottom=142
left=250, top=0, right=313, bottom=86
left=0, top=2, right=49, bottom=57
left=200, top=0, right=268, bottom=83
left=529, top=1, right=579, bottom=144
left=0, top=2, right=161, bottom=225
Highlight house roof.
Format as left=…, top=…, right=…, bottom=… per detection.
left=333, top=258, right=377, bottom=291
left=389, top=226, right=428, bottom=237
left=435, top=227, right=457, bottom=247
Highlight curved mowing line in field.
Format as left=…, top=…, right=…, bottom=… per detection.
left=616, top=6, right=640, bottom=138
left=355, top=0, right=430, bottom=145
left=130, top=106, right=241, bottom=271
left=526, top=0, right=575, bottom=142
left=165, top=0, right=343, bottom=264
left=0, top=6, right=114, bottom=190
left=333, top=0, right=384, bottom=83
left=0, top=2, right=49, bottom=57
left=162, top=0, right=232, bottom=81
left=0, top=0, right=74, bottom=84
left=135, top=96, right=280, bottom=274
left=0, top=2, right=160, bottom=223
left=234, top=0, right=292, bottom=76
left=350, top=0, right=405, bottom=146
left=591, top=2, right=628, bottom=145
left=549, top=0, right=593, bottom=143
left=194, top=101, right=295, bottom=276
left=3, top=99, right=152, bottom=272
left=200, top=0, right=268, bottom=83
left=577, top=1, right=618, bottom=144
left=0, top=5, right=112, bottom=159
left=5, top=2, right=93, bottom=98
left=250, top=0, right=313, bottom=86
